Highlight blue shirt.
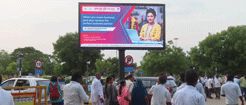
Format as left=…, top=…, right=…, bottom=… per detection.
left=47, top=82, right=63, bottom=103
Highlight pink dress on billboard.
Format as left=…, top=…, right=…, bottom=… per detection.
left=117, top=87, right=129, bottom=105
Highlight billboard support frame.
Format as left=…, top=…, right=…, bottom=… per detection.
left=119, top=49, right=125, bottom=80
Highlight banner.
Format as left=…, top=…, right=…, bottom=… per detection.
left=12, top=93, right=36, bottom=105
left=79, top=3, right=165, bottom=49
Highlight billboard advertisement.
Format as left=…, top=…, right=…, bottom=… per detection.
left=79, top=3, right=165, bottom=49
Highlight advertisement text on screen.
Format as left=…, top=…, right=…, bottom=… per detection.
left=82, top=6, right=120, bottom=12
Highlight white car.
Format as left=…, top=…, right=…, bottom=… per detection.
left=1, top=78, right=50, bottom=104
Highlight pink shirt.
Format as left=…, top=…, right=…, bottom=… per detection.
left=117, top=87, right=129, bottom=105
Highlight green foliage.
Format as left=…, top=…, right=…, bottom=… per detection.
left=10, top=47, right=55, bottom=75
left=95, top=57, right=137, bottom=77
left=6, top=62, right=18, bottom=75
left=189, top=26, right=246, bottom=75
left=141, top=40, right=189, bottom=76
left=0, top=50, right=12, bottom=71
left=53, top=64, right=63, bottom=76
left=95, top=59, right=114, bottom=76
left=65, top=78, right=71, bottom=84
left=53, top=32, right=103, bottom=76
left=42, top=75, right=51, bottom=79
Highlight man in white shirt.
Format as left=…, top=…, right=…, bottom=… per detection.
left=177, top=73, right=186, bottom=91
left=221, top=74, right=244, bottom=105
left=148, top=75, right=171, bottom=105
left=214, top=75, right=222, bottom=99
left=91, top=72, right=104, bottom=105
left=234, top=75, right=240, bottom=85
left=207, top=75, right=213, bottom=99
left=172, top=70, right=206, bottom=105
left=196, top=82, right=206, bottom=101
left=64, top=71, right=89, bottom=105
left=204, top=77, right=209, bottom=98
left=126, top=74, right=134, bottom=101
left=176, top=73, right=206, bottom=101
left=0, top=75, right=14, bottom=105
left=167, top=73, right=175, bottom=82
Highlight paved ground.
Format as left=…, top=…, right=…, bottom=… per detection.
left=207, top=94, right=243, bottom=105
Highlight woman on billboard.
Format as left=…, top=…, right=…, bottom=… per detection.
left=139, top=8, right=161, bottom=41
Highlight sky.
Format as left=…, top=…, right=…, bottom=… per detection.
left=1, top=0, right=246, bottom=66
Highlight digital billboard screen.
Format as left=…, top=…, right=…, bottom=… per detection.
left=79, top=3, right=165, bottom=49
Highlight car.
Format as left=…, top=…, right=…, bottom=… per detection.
left=135, top=77, right=177, bottom=104
left=135, top=77, right=158, bottom=91
left=135, top=77, right=177, bottom=94
left=21, top=76, right=35, bottom=78
left=1, top=78, right=50, bottom=104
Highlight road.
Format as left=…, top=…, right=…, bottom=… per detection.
left=207, top=94, right=243, bottom=105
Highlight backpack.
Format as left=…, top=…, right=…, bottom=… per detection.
left=49, top=82, right=60, bottom=100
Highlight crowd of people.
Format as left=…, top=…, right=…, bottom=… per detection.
left=1, top=70, right=246, bottom=105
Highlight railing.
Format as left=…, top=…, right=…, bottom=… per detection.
left=3, top=86, right=48, bottom=105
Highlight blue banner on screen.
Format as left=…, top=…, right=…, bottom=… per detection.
left=125, top=67, right=134, bottom=72
left=79, top=3, right=165, bottom=49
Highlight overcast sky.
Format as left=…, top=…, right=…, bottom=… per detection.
left=1, top=0, right=246, bottom=66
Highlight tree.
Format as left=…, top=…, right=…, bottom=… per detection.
left=0, top=50, right=12, bottom=71
left=11, top=47, right=55, bottom=75
left=140, top=40, right=189, bottom=76
left=6, top=62, right=18, bottom=75
left=95, top=59, right=113, bottom=76
left=189, top=26, right=246, bottom=75
left=95, top=57, right=138, bottom=77
left=53, top=32, right=103, bottom=76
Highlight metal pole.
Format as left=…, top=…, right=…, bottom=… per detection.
left=87, top=64, right=88, bottom=78
left=174, top=38, right=179, bottom=46
left=19, top=59, right=22, bottom=77
left=119, top=49, right=125, bottom=80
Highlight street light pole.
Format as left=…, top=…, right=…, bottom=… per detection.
left=174, top=38, right=179, bottom=46
left=86, top=61, right=90, bottom=77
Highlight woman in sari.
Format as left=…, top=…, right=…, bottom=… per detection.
left=104, top=76, right=119, bottom=105
left=117, top=80, right=130, bottom=105
left=131, top=79, right=149, bottom=105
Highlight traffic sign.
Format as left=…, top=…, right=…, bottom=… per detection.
left=125, top=67, right=133, bottom=72
left=17, top=67, right=23, bottom=71
left=139, top=72, right=144, bottom=75
left=35, top=60, right=43, bottom=69
left=35, top=70, right=43, bottom=75
left=124, top=55, right=133, bottom=66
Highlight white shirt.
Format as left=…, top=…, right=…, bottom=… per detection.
left=196, top=82, right=206, bottom=100
left=148, top=84, right=171, bottom=105
left=204, top=79, right=208, bottom=87
left=91, top=78, right=104, bottom=102
left=200, top=77, right=205, bottom=84
left=63, top=81, right=89, bottom=105
left=207, top=78, right=213, bottom=89
left=0, top=87, right=14, bottom=105
left=167, top=76, right=175, bottom=81
left=177, top=83, right=187, bottom=91
left=234, top=78, right=239, bottom=84
left=221, top=81, right=242, bottom=104
left=126, top=79, right=134, bottom=99
left=177, top=82, right=205, bottom=100
left=214, top=77, right=222, bottom=87
left=171, top=85, right=206, bottom=105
